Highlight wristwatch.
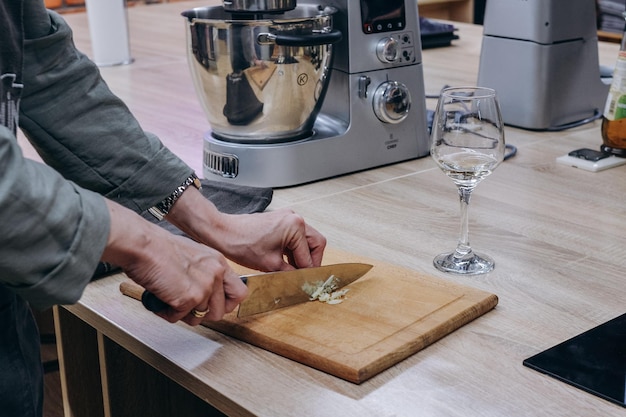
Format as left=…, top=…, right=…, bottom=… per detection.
left=148, top=173, right=202, bottom=221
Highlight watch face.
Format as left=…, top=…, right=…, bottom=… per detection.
left=523, top=313, right=626, bottom=408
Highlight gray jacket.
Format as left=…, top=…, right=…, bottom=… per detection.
left=1, top=11, right=192, bottom=309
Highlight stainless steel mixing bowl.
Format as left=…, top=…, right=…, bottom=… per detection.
left=182, top=5, right=341, bottom=143
left=223, top=0, right=297, bottom=13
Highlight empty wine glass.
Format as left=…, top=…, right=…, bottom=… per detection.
left=430, top=86, right=505, bottom=275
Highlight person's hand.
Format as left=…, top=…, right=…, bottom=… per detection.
left=102, top=200, right=248, bottom=325
left=208, top=209, right=326, bottom=272
left=252, top=58, right=267, bottom=68
left=167, top=188, right=327, bottom=272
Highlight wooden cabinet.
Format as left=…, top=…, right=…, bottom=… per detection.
left=418, top=0, right=474, bottom=23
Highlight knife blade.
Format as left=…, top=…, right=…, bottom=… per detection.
left=237, top=262, right=373, bottom=317
left=130, top=263, right=373, bottom=318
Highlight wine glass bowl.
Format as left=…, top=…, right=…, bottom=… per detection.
left=431, top=86, right=505, bottom=275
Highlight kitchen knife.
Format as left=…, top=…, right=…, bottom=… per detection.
left=237, top=262, right=372, bottom=317
left=122, top=263, right=373, bottom=318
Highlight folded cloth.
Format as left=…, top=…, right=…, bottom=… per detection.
left=597, top=0, right=625, bottom=16
left=419, top=17, right=459, bottom=49
left=601, top=15, right=625, bottom=32
left=203, top=179, right=273, bottom=214
left=419, top=17, right=456, bottom=36
left=92, top=179, right=273, bottom=280
left=141, top=178, right=274, bottom=235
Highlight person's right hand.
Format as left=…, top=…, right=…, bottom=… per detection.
left=101, top=200, right=248, bottom=325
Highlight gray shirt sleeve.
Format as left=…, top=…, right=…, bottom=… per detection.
left=20, top=11, right=193, bottom=212
left=1, top=11, right=192, bottom=309
left=0, top=125, right=110, bottom=309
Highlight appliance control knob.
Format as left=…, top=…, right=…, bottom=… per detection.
left=372, top=81, right=411, bottom=124
left=376, top=37, right=400, bottom=63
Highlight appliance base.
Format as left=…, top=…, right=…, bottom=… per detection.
left=203, top=112, right=429, bottom=188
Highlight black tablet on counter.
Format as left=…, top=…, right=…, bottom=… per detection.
left=523, top=313, right=626, bottom=408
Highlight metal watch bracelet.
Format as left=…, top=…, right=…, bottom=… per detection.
left=148, top=173, right=202, bottom=221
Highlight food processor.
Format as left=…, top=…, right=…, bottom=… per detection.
left=182, top=0, right=430, bottom=187
left=477, top=0, right=609, bottom=130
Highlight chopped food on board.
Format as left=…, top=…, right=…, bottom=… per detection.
left=302, top=275, right=350, bottom=304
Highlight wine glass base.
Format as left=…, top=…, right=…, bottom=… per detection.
left=433, top=251, right=495, bottom=275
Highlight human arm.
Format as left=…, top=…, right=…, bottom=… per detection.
left=162, top=187, right=327, bottom=272
left=19, top=10, right=191, bottom=213
left=101, top=199, right=248, bottom=324
left=0, top=126, right=110, bottom=310
left=7, top=8, right=216, bottom=314
left=0, top=134, right=247, bottom=321
left=21, top=9, right=326, bottom=273
left=13, top=7, right=324, bottom=315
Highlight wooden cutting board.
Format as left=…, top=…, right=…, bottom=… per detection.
left=120, top=248, right=497, bottom=383
left=206, top=248, right=498, bottom=384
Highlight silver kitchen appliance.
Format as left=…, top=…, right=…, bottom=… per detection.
left=477, top=0, right=609, bottom=130
left=183, top=0, right=430, bottom=187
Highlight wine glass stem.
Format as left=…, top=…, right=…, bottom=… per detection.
left=455, top=186, right=474, bottom=258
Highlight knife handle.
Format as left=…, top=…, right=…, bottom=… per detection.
left=141, top=290, right=169, bottom=312
left=119, top=281, right=171, bottom=312
left=138, top=276, right=249, bottom=313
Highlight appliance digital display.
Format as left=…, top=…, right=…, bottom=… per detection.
left=360, top=0, right=406, bottom=34
left=523, top=313, right=626, bottom=408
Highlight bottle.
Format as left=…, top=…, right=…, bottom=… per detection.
left=601, top=12, right=626, bottom=155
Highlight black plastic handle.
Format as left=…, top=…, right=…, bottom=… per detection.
left=141, top=275, right=250, bottom=313
left=141, top=290, right=169, bottom=312
left=260, top=29, right=342, bottom=47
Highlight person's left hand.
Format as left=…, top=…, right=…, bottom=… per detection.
left=209, top=208, right=326, bottom=272
left=167, top=188, right=326, bottom=272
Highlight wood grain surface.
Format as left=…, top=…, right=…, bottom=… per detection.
left=46, top=2, right=626, bottom=416
left=121, top=248, right=497, bottom=383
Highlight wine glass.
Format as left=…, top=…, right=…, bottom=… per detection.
left=430, top=86, right=506, bottom=275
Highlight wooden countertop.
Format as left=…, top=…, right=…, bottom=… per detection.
left=40, top=1, right=626, bottom=416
